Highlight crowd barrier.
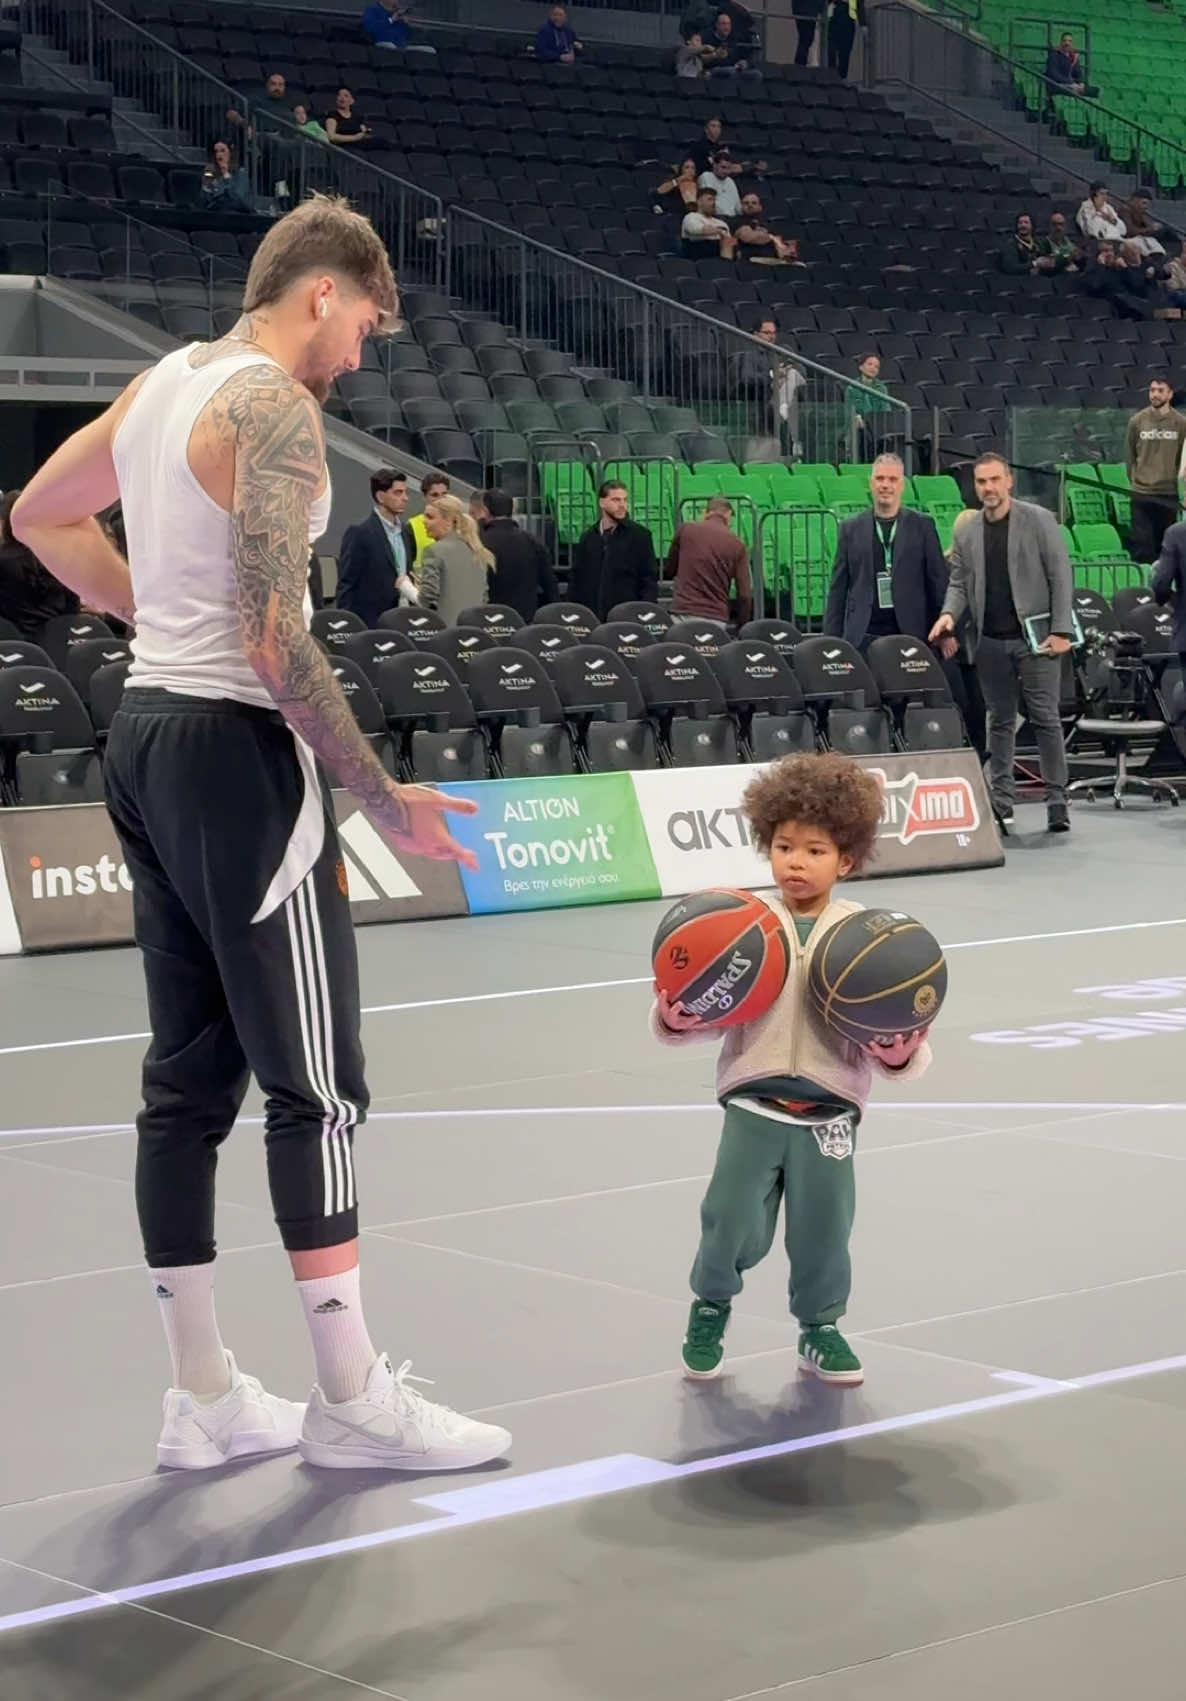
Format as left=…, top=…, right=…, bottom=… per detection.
left=0, top=753, right=1002, bottom=953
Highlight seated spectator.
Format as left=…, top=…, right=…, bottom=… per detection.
left=734, top=193, right=802, bottom=264
left=325, top=87, right=371, bottom=146
left=1120, top=187, right=1166, bottom=259
left=1077, top=181, right=1126, bottom=242
left=201, top=139, right=253, bottom=213
left=1082, top=242, right=1180, bottom=322
left=681, top=188, right=737, bottom=258
left=534, top=5, right=582, bottom=63
left=225, top=69, right=291, bottom=138
left=675, top=30, right=714, bottom=79
left=291, top=102, right=328, bottom=141
left=363, top=0, right=437, bottom=52
left=998, top=212, right=1042, bottom=276
left=1164, top=250, right=1186, bottom=309
left=0, top=489, right=80, bottom=641
left=1040, top=211, right=1082, bottom=273
left=705, top=10, right=761, bottom=80
left=1045, top=33, right=1094, bottom=97
left=408, top=470, right=450, bottom=562
left=698, top=150, right=741, bottom=218
left=845, top=351, right=895, bottom=458
left=363, top=0, right=409, bottom=47
left=418, top=495, right=494, bottom=627
left=657, top=158, right=701, bottom=211
left=689, top=115, right=726, bottom=175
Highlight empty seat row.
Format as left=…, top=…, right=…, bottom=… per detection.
left=307, top=605, right=967, bottom=781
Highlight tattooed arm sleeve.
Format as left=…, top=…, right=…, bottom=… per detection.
left=227, top=365, right=411, bottom=835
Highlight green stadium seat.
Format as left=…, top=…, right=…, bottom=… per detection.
left=1072, top=522, right=1128, bottom=560
left=540, top=461, right=597, bottom=544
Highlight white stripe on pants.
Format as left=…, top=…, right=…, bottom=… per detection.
left=283, top=873, right=359, bottom=1218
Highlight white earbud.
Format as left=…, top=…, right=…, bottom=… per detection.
left=319, top=300, right=327, bottom=319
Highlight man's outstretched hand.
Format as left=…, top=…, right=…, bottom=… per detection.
left=387, top=787, right=480, bottom=871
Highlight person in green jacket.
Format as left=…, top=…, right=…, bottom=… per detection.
left=845, top=351, right=895, bottom=460
left=291, top=102, right=329, bottom=141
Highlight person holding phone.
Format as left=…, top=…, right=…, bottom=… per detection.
left=929, top=452, right=1073, bottom=835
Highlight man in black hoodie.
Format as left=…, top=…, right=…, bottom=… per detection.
left=568, top=481, right=659, bottom=620
left=479, top=488, right=558, bottom=623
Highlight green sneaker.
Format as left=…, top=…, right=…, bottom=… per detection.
left=798, top=1324, right=863, bottom=1386
left=682, top=1300, right=731, bottom=1379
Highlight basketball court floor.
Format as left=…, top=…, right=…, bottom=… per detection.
left=2, top=798, right=1186, bottom=1700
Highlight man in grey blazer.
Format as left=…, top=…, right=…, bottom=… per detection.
left=929, top=453, right=1074, bottom=833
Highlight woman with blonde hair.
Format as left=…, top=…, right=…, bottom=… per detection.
left=418, top=493, right=494, bottom=625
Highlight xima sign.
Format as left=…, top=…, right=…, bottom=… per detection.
left=664, top=771, right=980, bottom=854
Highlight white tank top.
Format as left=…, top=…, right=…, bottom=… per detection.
left=112, top=343, right=333, bottom=708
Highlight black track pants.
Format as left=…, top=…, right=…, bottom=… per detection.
left=103, top=691, right=369, bottom=1266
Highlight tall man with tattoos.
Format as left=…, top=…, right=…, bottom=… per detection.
left=11, top=197, right=512, bottom=1474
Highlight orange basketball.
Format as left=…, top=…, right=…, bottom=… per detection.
left=652, top=889, right=790, bottom=1029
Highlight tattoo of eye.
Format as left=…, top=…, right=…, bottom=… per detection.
left=224, top=365, right=409, bottom=834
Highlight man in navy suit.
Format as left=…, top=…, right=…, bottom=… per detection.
left=825, top=453, right=986, bottom=759
left=823, top=454, right=949, bottom=650
left=1152, top=518, right=1186, bottom=682
left=335, top=468, right=419, bottom=627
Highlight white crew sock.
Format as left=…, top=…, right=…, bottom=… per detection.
left=295, top=1266, right=378, bottom=1403
left=150, top=1264, right=232, bottom=1398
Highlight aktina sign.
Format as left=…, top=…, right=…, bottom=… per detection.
left=631, top=750, right=1001, bottom=897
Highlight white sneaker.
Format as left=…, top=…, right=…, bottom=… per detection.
left=299, top=1353, right=512, bottom=1472
left=157, top=1351, right=306, bottom=1470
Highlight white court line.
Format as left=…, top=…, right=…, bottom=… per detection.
left=1, top=1348, right=1185, bottom=1637
left=0, top=1100, right=1178, bottom=1146
left=1, top=913, right=1184, bottom=1061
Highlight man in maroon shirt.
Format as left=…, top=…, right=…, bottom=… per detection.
left=667, top=495, right=754, bottom=625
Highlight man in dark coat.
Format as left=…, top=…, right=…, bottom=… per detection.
left=823, top=454, right=948, bottom=650
left=479, top=488, right=558, bottom=624
left=1152, top=519, right=1186, bottom=684
left=335, top=468, right=419, bottom=627
left=567, top=481, right=659, bottom=621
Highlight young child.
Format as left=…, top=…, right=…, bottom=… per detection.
left=652, top=752, right=932, bottom=1385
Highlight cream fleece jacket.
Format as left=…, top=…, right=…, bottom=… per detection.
left=650, top=892, right=933, bottom=1112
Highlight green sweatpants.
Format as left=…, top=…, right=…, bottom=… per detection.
left=690, top=1101, right=857, bottom=1324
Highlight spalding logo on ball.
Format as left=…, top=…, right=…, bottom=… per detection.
left=807, top=908, right=947, bottom=1046
left=652, top=889, right=789, bottom=1029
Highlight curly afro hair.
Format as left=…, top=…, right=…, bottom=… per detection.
left=742, top=752, right=883, bottom=872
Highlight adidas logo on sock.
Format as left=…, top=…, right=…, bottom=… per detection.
left=313, top=1297, right=348, bottom=1314
left=155, top=1284, right=174, bottom=1299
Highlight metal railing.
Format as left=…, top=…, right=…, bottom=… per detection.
left=34, top=194, right=247, bottom=337
left=242, top=108, right=445, bottom=292
left=873, top=2, right=1186, bottom=201
left=20, top=0, right=246, bottom=159
left=444, top=207, right=913, bottom=472
left=18, top=0, right=445, bottom=291
left=1007, top=16, right=1092, bottom=79
left=757, top=508, right=836, bottom=629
